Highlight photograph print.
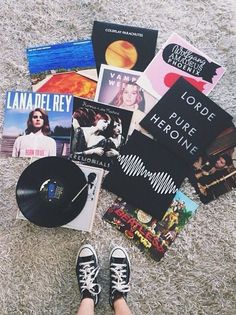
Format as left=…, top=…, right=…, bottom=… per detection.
left=95, top=64, right=157, bottom=114
left=189, top=125, right=236, bottom=203
left=70, top=97, right=133, bottom=170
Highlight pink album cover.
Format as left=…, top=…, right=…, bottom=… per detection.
left=137, top=33, right=226, bottom=99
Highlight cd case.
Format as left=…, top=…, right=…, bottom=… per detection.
left=16, top=161, right=104, bottom=232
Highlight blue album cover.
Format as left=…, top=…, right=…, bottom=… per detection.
left=26, top=40, right=97, bottom=99
left=1, top=91, right=73, bottom=158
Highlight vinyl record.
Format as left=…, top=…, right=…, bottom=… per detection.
left=16, top=157, right=88, bottom=228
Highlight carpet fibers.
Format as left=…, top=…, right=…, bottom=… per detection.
left=0, top=1, right=236, bottom=314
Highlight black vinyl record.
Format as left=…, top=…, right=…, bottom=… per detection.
left=16, top=157, right=88, bottom=228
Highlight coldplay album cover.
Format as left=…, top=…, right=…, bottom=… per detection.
left=92, top=21, right=158, bottom=74
left=27, top=40, right=97, bottom=99
left=0, top=91, right=73, bottom=158
left=137, top=33, right=226, bottom=99
left=103, top=192, right=198, bottom=261
left=189, top=125, right=236, bottom=203
left=70, top=97, right=133, bottom=170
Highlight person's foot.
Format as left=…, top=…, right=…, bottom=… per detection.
left=109, top=246, right=131, bottom=308
left=76, top=244, right=101, bottom=306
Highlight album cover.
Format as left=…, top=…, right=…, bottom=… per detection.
left=137, top=33, right=226, bottom=99
left=94, top=64, right=157, bottom=135
left=92, top=21, right=158, bottom=74
left=0, top=91, right=73, bottom=158
left=70, top=97, right=133, bottom=170
left=16, top=162, right=104, bottom=232
left=27, top=40, right=97, bottom=99
left=103, top=192, right=198, bottom=261
left=103, top=130, right=189, bottom=219
left=140, top=78, right=233, bottom=164
left=189, top=125, right=236, bottom=203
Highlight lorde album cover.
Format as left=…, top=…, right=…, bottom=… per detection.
left=27, top=40, right=97, bottom=99
left=137, top=33, right=226, bottom=99
left=92, top=21, right=158, bottom=75
left=140, top=78, right=233, bottom=165
left=103, top=193, right=198, bottom=261
left=70, top=97, right=133, bottom=170
left=0, top=91, right=73, bottom=158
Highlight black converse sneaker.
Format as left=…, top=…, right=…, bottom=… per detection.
left=76, top=244, right=101, bottom=306
left=109, top=246, right=131, bottom=308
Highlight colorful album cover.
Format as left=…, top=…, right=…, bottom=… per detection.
left=27, top=40, right=97, bottom=99
left=94, top=64, right=157, bottom=135
left=137, top=33, right=226, bottom=99
left=70, top=97, right=133, bottom=170
left=0, top=91, right=73, bottom=158
left=140, top=78, right=233, bottom=164
left=16, top=162, right=104, bottom=232
left=95, top=65, right=157, bottom=113
left=189, top=125, right=236, bottom=203
left=92, top=21, right=158, bottom=74
left=103, top=192, right=198, bottom=261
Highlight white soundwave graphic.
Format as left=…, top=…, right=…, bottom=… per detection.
left=117, top=154, right=178, bottom=194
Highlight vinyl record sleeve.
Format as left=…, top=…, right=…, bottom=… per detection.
left=16, top=157, right=88, bottom=227
left=92, top=21, right=158, bottom=74
left=103, top=130, right=189, bottom=219
left=17, top=161, right=104, bottom=232
left=140, top=78, right=233, bottom=164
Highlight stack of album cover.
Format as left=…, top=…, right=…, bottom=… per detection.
left=1, top=21, right=235, bottom=261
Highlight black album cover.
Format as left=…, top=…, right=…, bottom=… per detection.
left=92, top=21, right=158, bottom=75
left=70, top=97, right=133, bottom=170
left=140, top=78, right=233, bottom=164
left=189, top=125, right=236, bottom=203
left=103, top=130, right=189, bottom=220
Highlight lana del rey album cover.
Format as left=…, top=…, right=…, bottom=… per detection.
left=0, top=91, right=73, bottom=158
left=70, top=97, right=133, bottom=170
left=137, top=33, right=226, bottom=99
left=103, top=192, right=198, bottom=262
left=92, top=21, right=158, bottom=74
left=27, top=40, right=97, bottom=99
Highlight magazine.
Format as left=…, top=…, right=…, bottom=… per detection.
left=17, top=163, right=104, bottom=232
left=70, top=97, right=133, bottom=170
left=1, top=91, right=73, bottom=158
left=103, top=192, right=199, bottom=261
left=92, top=21, right=158, bottom=74
left=137, top=33, right=226, bottom=99
left=94, top=64, right=157, bottom=135
left=27, top=40, right=97, bottom=99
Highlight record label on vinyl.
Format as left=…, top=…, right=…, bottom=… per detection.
left=16, top=157, right=88, bottom=227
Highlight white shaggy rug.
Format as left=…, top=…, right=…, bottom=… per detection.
left=0, top=1, right=236, bottom=314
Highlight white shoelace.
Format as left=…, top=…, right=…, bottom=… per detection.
left=110, top=263, right=130, bottom=293
left=79, top=260, right=101, bottom=296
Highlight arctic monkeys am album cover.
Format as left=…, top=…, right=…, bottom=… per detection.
left=92, top=21, right=158, bottom=74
